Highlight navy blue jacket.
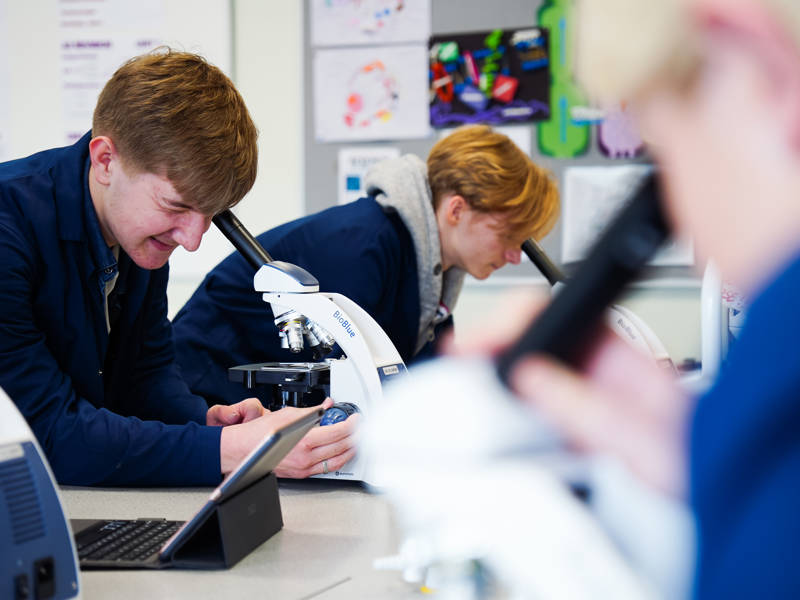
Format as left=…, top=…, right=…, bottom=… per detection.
left=0, top=134, right=221, bottom=486
left=690, top=252, right=800, bottom=598
left=173, top=197, right=448, bottom=406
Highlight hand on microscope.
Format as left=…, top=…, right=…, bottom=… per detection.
left=218, top=397, right=360, bottom=477
left=206, top=397, right=266, bottom=426
left=443, top=291, right=691, bottom=497
left=273, top=398, right=361, bottom=478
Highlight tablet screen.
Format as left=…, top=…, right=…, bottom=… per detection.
left=216, top=409, right=323, bottom=499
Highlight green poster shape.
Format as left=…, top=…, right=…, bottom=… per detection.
left=539, top=79, right=589, bottom=157
left=537, top=0, right=589, bottom=157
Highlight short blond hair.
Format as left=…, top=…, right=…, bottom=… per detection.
left=575, top=0, right=800, bottom=103
left=427, top=125, right=559, bottom=241
left=93, top=47, right=258, bottom=215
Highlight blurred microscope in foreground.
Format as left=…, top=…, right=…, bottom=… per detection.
left=364, top=173, right=701, bottom=599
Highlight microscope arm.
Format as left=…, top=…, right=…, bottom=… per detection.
left=262, top=288, right=405, bottom=414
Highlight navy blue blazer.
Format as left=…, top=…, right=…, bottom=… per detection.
left=172, top=197, right=450, bottom=407
left=0, top=133, right=221, bottom=486
left=690, top=252, right=800, bottom=598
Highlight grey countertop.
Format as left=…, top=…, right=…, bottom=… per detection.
left=62, top=479, right=419, bottom=599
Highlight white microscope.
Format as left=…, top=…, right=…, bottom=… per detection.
left=212, top=211, right=406, bottom=482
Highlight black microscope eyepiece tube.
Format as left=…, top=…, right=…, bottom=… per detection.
left=213, top=209, right=273, bottom=270
left=522, top=237, right=567, bottom=286
left=496, top=173, right=670, bottom=385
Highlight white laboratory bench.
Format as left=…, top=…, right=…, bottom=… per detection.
left=61, top=480, right=419, bottom=599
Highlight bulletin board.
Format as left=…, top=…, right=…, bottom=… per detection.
left=428, top=27, right=550, bottom=128
left=304, top=0, right=694, bottom=282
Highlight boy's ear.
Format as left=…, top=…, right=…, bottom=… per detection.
left=88, top=136, right=118, bottom=185
left=442, top=194, right=467, bottom=225
left=695, top=0, right=800, bottom=151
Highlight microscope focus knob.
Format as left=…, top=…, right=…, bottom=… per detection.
left=320, top=402, right=360, bottom=426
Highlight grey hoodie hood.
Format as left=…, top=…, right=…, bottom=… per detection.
left=364, top=154, right=465, bottom=356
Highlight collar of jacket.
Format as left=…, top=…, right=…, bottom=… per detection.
left=52, top=131, right=117, bottom=276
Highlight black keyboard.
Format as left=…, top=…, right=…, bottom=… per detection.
left=76, top=519, right=183, bottom=563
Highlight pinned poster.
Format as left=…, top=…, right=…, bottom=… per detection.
left=58, top=0, right=167, bottom=144
left=562, top=166, right=694, bottom=266
left=429, top=28, right=550, bottom=128
left=536, top=0, right=590, bottom=158
left=314, top=45, right=430, bottom=142
left=598, top=104, right=645, bottom=158
left=337, top=146, right=401, bottom=205
left=311, top=0, right=431, bottom=46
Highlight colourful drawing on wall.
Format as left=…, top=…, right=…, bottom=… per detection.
left=311, top=0, right=431, bottom=46
left=428, top=28, right=550, bottom=128
left=536, top=0, right=589, bottom=158
left=314, top=45, right=430, bottom=142
left=598, top=104, right=645, bottom=158
left=343, top=60, right=399, bottom=128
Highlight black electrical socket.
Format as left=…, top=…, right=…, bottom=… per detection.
left=32, top=557, right=54, bottom=599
